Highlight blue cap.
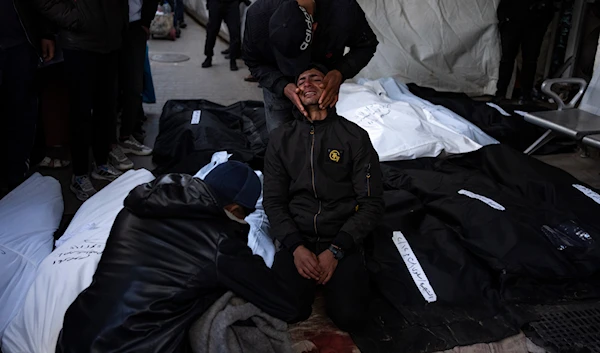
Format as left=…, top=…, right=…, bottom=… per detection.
left=204, top=161, right=261, bottom=213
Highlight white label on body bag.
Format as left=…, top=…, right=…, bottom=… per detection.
left=191, top=110, right=202, bottom=124
left=573, top=184, right=600, bottom=205
left=486, top=102, right=511, bottom=117
left=392, top=231, right=437, bottom=303
left=458, top=189, right=506, bottom=211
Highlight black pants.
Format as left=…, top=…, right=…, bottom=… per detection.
left=496, top=13, right=553, bottom=99
left=63, top=49, right=118, bottom=176
left=119, top=23, right=147, bottom=139
left=0, top=43, right=39, bottom=188
left=271, top=243, right=370, bottom=332
left=204, top=0, right=241, bottom=60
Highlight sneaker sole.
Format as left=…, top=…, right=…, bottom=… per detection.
left=70, top=184, right=92, bottom=201
left=120, top=147, right=153, bottom=156
left=111, top=160, right=134, bottom=171
left=91, top=171, right=121, bottom=182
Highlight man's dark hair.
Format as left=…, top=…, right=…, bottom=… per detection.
left=296, top=63, right=329, bottom=84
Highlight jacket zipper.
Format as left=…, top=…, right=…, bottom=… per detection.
left=366, top=163, right=372, bottom=197
left=310, top=125, right=321, bottom=239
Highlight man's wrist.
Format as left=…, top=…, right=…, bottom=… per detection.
left=328, top=244, right=344, bottom=260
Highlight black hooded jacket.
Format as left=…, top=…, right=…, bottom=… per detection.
left=263, top=109, right=384, bottom=252
left=56, top=174, right=298, bottom=353
left=243, top=0, right=379, bottom=97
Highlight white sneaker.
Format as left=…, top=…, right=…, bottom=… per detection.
left=92, top=164, right=123, bottom=181
left=109, top=146, right=134, bottom=171
left=70, top=175, right=97, bottom=201
left=120, top=136, right=153, bottom=156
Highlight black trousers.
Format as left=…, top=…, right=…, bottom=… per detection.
left=204, top=0, right=241, bottom=60
left=496, top=13, right=554, bottom=99
left=271, top=243, right=370, bottom=332
left=63, top=49, right=118, bottom=175
left=119, top=23, right=147, bottom=139
left=0, top=43, right=39, bottom=188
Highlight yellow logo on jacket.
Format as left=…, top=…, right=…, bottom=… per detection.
left=329, top=150, right=341, bottom=162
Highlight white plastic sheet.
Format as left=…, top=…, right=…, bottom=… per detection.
left=196, top=152, right=275, bottom=268
left=2, top=169, right=155, bottom=353
left=355, top=0, right=501, bottom=96
left=337, top=82, right=491, bottom=162
left=0, top=173, right=63, bottom=341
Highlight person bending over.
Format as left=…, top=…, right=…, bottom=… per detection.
left=263, top=64, right=384, bottom=331
left=243, top=0, right=379, bottom=132
left=56, top=161, right=297, bottom=353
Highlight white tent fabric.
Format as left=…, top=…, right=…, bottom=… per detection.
left=355, top=0, right=501, bottom=96
left=337, top=81, right=495, bottom=162
left=2, top=169, right=155, bottom=353
left=580, top=50, right=600, bottom=115
left=0, top=173, right=63, bottom=342
left=195, top=151, right=275, bottom=268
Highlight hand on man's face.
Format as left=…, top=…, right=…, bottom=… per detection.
left=318, top=70, right=343, bottom=110
left=284, top=83, right=309, bottom=118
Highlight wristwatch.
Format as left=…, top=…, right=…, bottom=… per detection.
left=328, top=244, right=344, bottom=260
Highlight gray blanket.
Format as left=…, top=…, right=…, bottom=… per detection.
left=189, top=291, right=294, bottom=353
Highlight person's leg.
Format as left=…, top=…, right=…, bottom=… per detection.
left=324, top=250, right=370, bottom=332
left=224, top=1, right=241, bottom=71
left=0, top=44, right=39, bottom=190
left=90, top=50, right=122, bottom=182
left=118, top=24, right=152, bottom=157
left=176, top=0, right=186, bottom=27
left=203, top=0, right=225, bottom=67
left=271, top=250, right=316, bottom=322
left=521, top=13, right=554, bottom=100
left=496, top=21, right=523, bottom=99
left=63, top=49, right=95, bottom=176
left=63, top=49, right=98, bottom=200
left=263, top=88, right=294, bottom=133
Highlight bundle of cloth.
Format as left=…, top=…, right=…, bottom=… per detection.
left=152, top=100, right=268, bottom=174
left=2, top=170, right=155, bottom=353
left=336, top=78, right=498, bottom=161
left=0, top=173, right=63, bottom=341
left=357, top=144, right=600, bottom=353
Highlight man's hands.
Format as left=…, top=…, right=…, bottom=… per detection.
left=284, top=83, right=308, bottom=118
left=41, top=39, right=55, bottom=62
left=293, top=245, right=320, bottom=280
left=292, top=245, right=338, bottom=284
left=317, top=249, right=338, bottom=285
left=318, top=69, right=343, bottom=110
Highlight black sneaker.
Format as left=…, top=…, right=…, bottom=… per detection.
left=180, top=21, right=187, bottom=29
left=230, top=61, right=239, bottom=71
left=202, top=57, right=212, bottom=68
left=221, top=49, right=230, bottom=55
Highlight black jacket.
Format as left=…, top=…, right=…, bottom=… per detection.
left=56, top=174, right=298, bottom=353
left=6, top=0, right=54, bottom=59
left=35, top=0, right=128, bottom=53
left=263, top=109, right=384, bottom=252
left=243, top=0, right=379, bottom=97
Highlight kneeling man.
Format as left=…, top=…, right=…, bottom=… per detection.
left=264, top=64, right=384, bottom=331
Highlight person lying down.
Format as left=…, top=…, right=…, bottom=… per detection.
left=56, top=161, right=298, bottom=353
